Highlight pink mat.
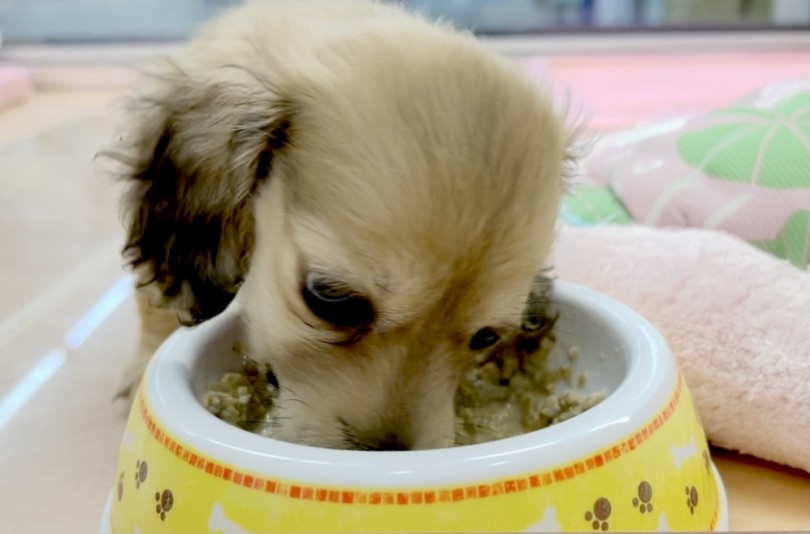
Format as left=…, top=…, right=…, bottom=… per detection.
left=523, top=51, right=810, bottom=131
left=0, top=64, right=34, bottom=110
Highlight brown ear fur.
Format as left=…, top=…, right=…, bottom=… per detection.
left=107, top=61, right=294, bottom=325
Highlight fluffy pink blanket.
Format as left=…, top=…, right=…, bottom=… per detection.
left=552, top=224, right=810, bottom=472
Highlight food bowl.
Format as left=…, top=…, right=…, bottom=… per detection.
left=102, top=280, right=727, bottom=533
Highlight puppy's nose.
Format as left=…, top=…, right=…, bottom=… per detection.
left=372, top=433, right=409, bottom=451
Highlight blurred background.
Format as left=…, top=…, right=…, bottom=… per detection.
left=2, top=0, right=809, bottom=122
left=0, top=0, right=809, bottom=42
left=3, top=0, right=808, bottom=128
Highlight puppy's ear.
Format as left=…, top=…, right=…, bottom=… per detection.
left=108, top=62, right=294, bottom=325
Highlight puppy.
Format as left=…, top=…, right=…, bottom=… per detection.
left=110, top=0, right=572, bottom=451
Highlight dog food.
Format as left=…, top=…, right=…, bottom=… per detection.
left=202, top=334, right=607, bottom=446
left=454, top=336, right=606, bottom=445
left=203, top=356, right=280, bottom=437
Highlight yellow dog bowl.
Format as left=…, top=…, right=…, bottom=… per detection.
left=102, top=280, right=727, bottom=533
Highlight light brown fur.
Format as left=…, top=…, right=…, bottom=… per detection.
left=110, top=0, right=571, bottom=450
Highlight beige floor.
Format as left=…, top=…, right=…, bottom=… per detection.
left=0, top=89, right=808, bottom=534
left=0, top=90, right=136, bottom=533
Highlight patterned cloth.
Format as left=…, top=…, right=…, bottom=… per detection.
left=562, top=79, right=810, bottom=270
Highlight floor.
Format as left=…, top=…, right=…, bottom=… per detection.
left=0, top=51, right=809, bottom=533
left=0, top=90, right=138, bottom=533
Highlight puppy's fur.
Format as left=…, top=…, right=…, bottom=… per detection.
left=111, top=0, right=571, bottom=450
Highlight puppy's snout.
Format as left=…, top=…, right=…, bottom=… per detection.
left=341, top=418, right=413, bottom=451
left=369, top=433, right=410, bottom=452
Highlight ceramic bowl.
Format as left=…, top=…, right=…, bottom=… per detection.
left=102, top=280, right=728, bottom=533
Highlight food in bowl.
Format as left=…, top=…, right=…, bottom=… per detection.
left=454, top=340, right=606, bottom=445
left=202, top=353, right=279, bottom=436
left=203, top=330, right=607, bottom=446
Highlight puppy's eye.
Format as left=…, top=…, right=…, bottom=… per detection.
left=470, top=327, right=500, bottom=351
left=303, top=272, right=374, bottom=328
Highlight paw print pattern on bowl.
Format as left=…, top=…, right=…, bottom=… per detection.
left=135, top=460, right=148, bottom=489
left=584, top=497, right=612, bottom=531
left=117, top=472, right=125, bottom=502
left=155, top=489, right=174, bottom=521
left=632, top=481, right=653, bottom=513
left=686, top=486, right=699, bottom=514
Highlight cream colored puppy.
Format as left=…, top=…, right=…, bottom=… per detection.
left=111, top=0, right=572, bottom=451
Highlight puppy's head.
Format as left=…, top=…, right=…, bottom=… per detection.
left=113, top=13, right=571, bottom=450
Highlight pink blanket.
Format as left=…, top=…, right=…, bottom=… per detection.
left=553, top=224, right=810, bottom=472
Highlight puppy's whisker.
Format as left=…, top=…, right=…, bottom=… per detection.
left=281, top=397, right=309, bottom=407
left=277, top=385, right=304, bottom=398
left=243, top=420, right=281, bottom=426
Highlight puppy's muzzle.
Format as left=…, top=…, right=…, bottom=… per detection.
left=339, top=419, right=412, bottom=451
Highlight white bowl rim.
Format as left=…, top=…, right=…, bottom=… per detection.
left=144, top=280, right=677, bottom=487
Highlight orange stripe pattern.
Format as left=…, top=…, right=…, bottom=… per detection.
left=138, top=375, right=684, bottom=505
